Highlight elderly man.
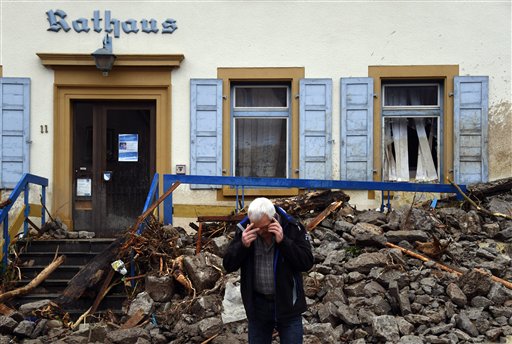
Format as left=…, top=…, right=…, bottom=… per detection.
left=223, top=197, right=314, bottom=344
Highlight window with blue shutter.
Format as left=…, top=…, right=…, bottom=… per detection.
left=454, top=76, right=489, bottom=184
left=0, top=78, right=30, bottom=189
left=299, top=79, right=332, bottom=180
left=190, top=79, right=223, bottom=189
left=340, top=78, right=373, bottom=181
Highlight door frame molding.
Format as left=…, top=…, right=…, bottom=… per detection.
left=41, top=62, right=179, bottom=229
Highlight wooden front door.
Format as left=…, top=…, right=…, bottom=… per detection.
left=72, top=101, right=156, bottom=236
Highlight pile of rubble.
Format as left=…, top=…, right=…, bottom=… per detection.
left=0, top=180, right=511, bottom=343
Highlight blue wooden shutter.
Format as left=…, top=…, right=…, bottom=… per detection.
left=340, top=78, right=374, bottom=181
left=0, top=78, right=30, bottom=189
left=299, top=79, right=332, bottom=179
left=454, top=76, right=489, bottom=184
left=190, top=79, right=223, bottom=189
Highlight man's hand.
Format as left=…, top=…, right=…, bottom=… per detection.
left=241, top=223, right=259, bottom=248
left=268, top=218, right=284, bottom=243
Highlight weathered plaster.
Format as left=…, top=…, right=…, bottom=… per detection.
left=488, top=101, right=512, bottom=180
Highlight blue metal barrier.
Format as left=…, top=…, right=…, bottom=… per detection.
left=162, top=175, right=467, bottom=225
left=1, top=173, right=48, bottom=268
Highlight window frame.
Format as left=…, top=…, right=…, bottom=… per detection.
left=217, top=67, right=304, bottom=198
left=368, top=65, right=459, bottom=191
left=381, top=80, right=444, bottom=182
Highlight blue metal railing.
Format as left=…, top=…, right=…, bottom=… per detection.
left=1, top=173, right=48, bottom=267
left=138, top=173, right=160, bottom=234
left=162, top=175, right=467, bottom=225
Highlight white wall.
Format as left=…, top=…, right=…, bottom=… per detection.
left=1, top=1, right=510, bottom=208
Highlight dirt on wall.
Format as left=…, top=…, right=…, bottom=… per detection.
left=488, top=101, right=512, bottom=180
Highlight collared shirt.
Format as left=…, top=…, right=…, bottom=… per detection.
left=253, top=235, right=275, bottom=295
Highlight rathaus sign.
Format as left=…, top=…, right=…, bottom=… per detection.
left=46, top=9, right=178, bottom=38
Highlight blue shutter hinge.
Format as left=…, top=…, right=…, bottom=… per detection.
left=328, top=139, right=335, bottom=144
left=26, top=140, right=33, bottom=144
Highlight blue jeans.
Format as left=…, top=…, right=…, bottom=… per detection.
left=248, top=293, right=303, bottom=344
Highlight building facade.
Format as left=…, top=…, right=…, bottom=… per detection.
left=0, top=1, right=511, bottom=234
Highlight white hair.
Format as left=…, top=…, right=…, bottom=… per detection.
left=248, top=197, right=275, bottom=222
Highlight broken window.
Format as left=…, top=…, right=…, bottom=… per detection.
left=382, top=81, right=442, bottom=182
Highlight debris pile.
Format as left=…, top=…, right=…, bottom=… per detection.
left=0, top=179, right=511, bottom=343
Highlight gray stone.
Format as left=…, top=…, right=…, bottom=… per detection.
left=191, top=295, right=221, bottom=319
left=0, top=335, right=11, bottom=344
left=67, top=231, right=79, bottom=239
left=496, top=227, right=512, bottom=240
left=485, top=327, right=503, bottom=342
left=18, top=299, right=51, bottom=315
left=487, top=198, right=512, bottom=215
left=345, top=252, right=387, bottom=274
left=106, top=328, right=151, bottom=344
left=347, top=271, right=365, bottom=283
left=134, top=338, right=151, bottom=344
left=396, top=317, right=414, bottom=335
left=333, top=220, right=354, bottom=233
left=210, top=236, right=230, bottom=257
left=344, top=280, right=366, bottom=297
left=458, top=269, right=493, bottom=298
left=78, top=230, right=95, bottom=238
left=476, top=248, right=497, bottom=260
left=471, top=295, right=493, bottom=308
left=59, top=336, right=88, bottom=344
left=385, top=230, right=429, bottom=244
left=372, top=315, right=400, bottom=342
left=482, top=223, right=501, bottom=238
left=145, top=275, right=174, bottom=302
left=304, top=323, right=338, bottom=343
left=455, top=312, right=479, bottom=337
left=363, top=281, right=386, bottom=296
left=30, top=319, right=47, bottom=338
left=487, top=282, right=512, bottom=305
left=337, top=305, right=360, bottom=326
left=414, top=294, right=433, bottom=305
left=404, top=314, right=431, bottom=325
left=459, top=210, right=481, bottom=235
left=447, top=282, right=468, bottom=307
left=46, top=320, right=63, bottom=329
left=367, top=295, right=392, bottom=315
left=317, top=302, right=340, bottom=326
left=0, top=316, right=18, bottom=335
left=128, top=291, right=154, bottom=316
left=74, top=323, right=108, bottom=342
left=13, top=320, right=35, bottom=338
left=183, top=253, right=222, bottom=293
left=429, top=323, right=454, bottom=335
left=197, top=317, right=222, bottom=338
left=398, top=335, right=424, bottom=344
left=350, top=222, right=386, bottom=246
left=489, top=306, right=512, bottom=318
left=355, top=210, right=387, bottom=225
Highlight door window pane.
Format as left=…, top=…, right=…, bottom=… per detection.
left=384, top=85, right=439, bottom=107
left=235, top=118, right=287, bottom=178
left=234, top=87, right=288, bottom=108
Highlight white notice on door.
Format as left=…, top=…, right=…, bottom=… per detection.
left=119, top=134, right=139, bottom=162
left=77, top=178, right=92, bottom=197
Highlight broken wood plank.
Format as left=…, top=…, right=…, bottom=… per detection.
left=197, top=214, right=245, bottom=222
left=306, top=201, right=343, bottom=231
left=0, top=255, right=65, bottom=302
left=392, top=119, right=410, bottom=181
left=120, top=308, right=146, bottom=329
left=89, top=268, right=115, bottom=315
left=415, top=118, right=437, bottom=181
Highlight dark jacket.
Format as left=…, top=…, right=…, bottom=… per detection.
left=223, top=206, right=314, bottom=321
